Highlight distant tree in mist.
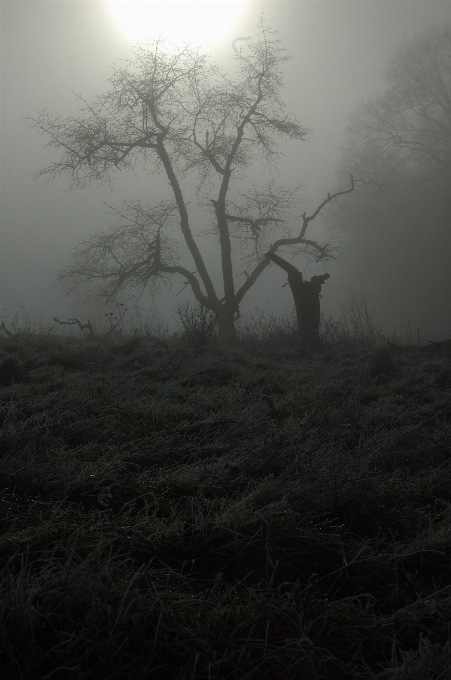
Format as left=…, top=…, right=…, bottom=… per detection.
left=29, top=21, right=355, bottom=342
left=328, top=23, right=451, bottom=335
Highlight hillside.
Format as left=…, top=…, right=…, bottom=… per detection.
left=1, top=324, right=451, bottom=679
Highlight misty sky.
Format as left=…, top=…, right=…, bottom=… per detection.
left=1, top=1, right=450, bottom=336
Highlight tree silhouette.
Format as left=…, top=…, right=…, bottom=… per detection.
left=29, top=21, right=355, bottom=340
left=328, top=23, right=451, bottom=335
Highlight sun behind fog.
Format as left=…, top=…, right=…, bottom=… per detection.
left=106, top=0, right=248, bottom=49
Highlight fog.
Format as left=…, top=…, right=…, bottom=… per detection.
left=1, top=1, right=450, bottom=338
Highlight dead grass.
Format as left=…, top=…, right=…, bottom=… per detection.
left=0, top=322, right=451, bottom=679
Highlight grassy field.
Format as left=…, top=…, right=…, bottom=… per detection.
left=1, top=312, right=451, bottom=679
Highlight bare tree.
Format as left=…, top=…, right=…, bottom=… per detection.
left=326, top=23, right=451, bottom=336
left=29, top=21, right=355, bottom=341
left=264, top=181, right=357, bottom=347
left=339, top=24, right=451, bottom=196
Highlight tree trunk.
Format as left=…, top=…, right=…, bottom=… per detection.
left=265, top=253, right=330, bottom=348
left=215, top=305, right=238, bottom=342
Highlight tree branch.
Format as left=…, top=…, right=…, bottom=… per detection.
left=234, top=176, right=357, bottom=305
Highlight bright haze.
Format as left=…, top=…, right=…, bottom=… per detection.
left=1, top=1, right=450, bottom=338
left=106, top=0, right=248, bottom=48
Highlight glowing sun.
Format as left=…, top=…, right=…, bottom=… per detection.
left=106, top=1, right=249, bottom=49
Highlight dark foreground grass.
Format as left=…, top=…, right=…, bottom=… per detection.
left=1, top=327, right=451, bottom=679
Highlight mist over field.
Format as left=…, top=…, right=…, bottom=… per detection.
left=1, top=0, right=451, bottom=338
left=3, top=4, right=451, bottom=677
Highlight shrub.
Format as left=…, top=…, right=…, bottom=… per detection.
left=175, top=302, right=217, bottom=348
